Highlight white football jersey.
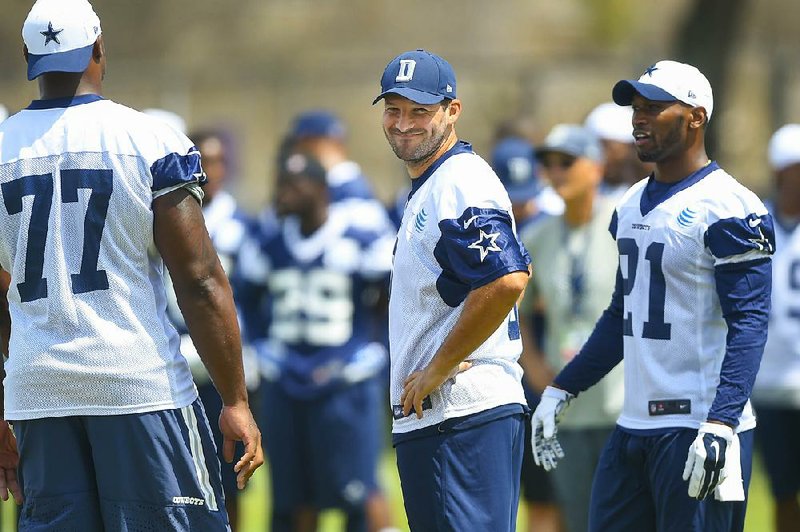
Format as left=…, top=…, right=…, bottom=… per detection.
left=753, top=215, right=800, bottom=406
left=0, top=95, right=202, bottom=420
left=612, top=163, right=772, bottom=432
left=390, top=141, right=530, bottom=434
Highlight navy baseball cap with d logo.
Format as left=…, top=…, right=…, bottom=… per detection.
left=373, top=49, right=457, bottom=105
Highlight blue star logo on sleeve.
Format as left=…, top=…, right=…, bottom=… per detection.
left=41, top=22, right=63, bottom=46
left=468, top=230, right=502, bottom=262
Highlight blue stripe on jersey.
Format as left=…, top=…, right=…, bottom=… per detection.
left=407, top=141, right=475, bottom=202
left=554, top=265, right=625, bottom=395
left=704, top=213, right=776, bottom=258
left=433, top=206, right=530, bottom=307
left=26, top=94, right=104, bottom=110
left=150, top=148, right=206, bottom=193
left=609, top=209, right=619, bottom=239
left=708, top=257, right=772, bottom=426
left=639, top=162, right=719, bottom=216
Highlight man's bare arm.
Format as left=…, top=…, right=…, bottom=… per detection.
left=401, top=270, right=529, bottom=418
left=0, top=268, right=20, bottom=504
left=153, top=188, right=263, bottom=488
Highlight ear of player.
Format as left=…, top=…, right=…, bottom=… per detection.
left=531, top=385, right=574, bottom=471
left=682, top=421, right=734, bottom=500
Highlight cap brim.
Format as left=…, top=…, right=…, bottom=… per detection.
left=535, top=146, right=580, bottom=160
left=372, top=87, right=446, bottom=105
left=506, top=181, right=541, bottom=203
left=612, top=80, right=677, bottom=106
left=27, top=43, right=94, bottom=81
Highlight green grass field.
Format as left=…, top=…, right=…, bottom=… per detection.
left=0, top=450, right=776, bottom=531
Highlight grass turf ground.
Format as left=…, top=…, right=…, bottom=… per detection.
left=0, top=450, right=776, bottom=531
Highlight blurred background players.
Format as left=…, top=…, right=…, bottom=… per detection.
left=491, top=137, right=564, bottom=231
left=283, top=110, right=375, bottom=205
left=236, top=151, right=396, bottom=532
left=281, top=108, right=395, bottom=363
left=584, top=101, right=653, bottom=195
left=491, top=136, right=563, bottom=532
left=752, top=124, right=800, bottom=532
left=520, top=124, right=623, bottom=532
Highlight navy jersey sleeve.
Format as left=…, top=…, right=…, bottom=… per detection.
left=150, top=145, right=207, bottom=195
left=704, top=213, right=775, bottom=426
left=705, top=213, right=775, bottom=259
left=554, top=265, right=625, bottom=395
left=433, top=207, right=530, bottom=306
left=708, top=258, right=772, bottom=426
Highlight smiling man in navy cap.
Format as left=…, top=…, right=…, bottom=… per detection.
left=375, top=49, right=532, bottom=531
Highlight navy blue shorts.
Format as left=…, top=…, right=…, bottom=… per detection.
left=14, top=398, right=229, bottom=531
left=260, top=377, right=382, bottom=512
left=394, top=405, right=526, bottom=532
left=589, top=426, right=753, bottom=532
left=755, top=406, right=800, bottom=499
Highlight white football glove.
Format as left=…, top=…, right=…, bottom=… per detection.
left=531, top=386, right=573, bottom=471
left=682, top=422, right=734, bottom=500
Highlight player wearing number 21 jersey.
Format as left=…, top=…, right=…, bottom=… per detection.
left=532, top=61, right=774, bottom=532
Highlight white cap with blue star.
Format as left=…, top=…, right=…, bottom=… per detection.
left=612, top=60, right=714, bottom=122
left=22, top=0, right=102, bottom=81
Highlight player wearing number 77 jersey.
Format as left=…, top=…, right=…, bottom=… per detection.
left=531, top=60, right=774, bottom=532
left=0, top=0, right=263, bottom=528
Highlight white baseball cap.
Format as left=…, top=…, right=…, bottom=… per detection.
left=612, top=60, right=714, bottom=122
left=22, top=0, right=102, bottom=81
left=0, top=105, right=7, bottom=123
left=768, top=124, right=800, bottom=172
left=584, top=102, right=634, bottom=144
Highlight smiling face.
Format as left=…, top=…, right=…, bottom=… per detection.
left=630, top=93, right=708, bottom=164
left=382, top=94, right=460, bottom=168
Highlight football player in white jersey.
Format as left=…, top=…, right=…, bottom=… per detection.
left=531, top=60, right=774, bottom=532
left=752, top=124, right=800, bottom=532
left=374, top=49, right=531, bottom=531
left=0, top=1, right=263, bottom=528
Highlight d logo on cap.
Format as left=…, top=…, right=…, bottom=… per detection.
left=396, top=60, right=416, bottom=83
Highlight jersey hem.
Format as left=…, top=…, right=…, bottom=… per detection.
left=5, top=391, right=198, bottom=421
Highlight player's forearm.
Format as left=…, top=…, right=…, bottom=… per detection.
left=427, top=271, right=528, bottom=375
left=554, top=270, right=625, bottom=396
left=174, top=267, right=248, bottom=407
left=554, top=306, right=624, bottom=395
left=708, top=258, right=772, bottom=426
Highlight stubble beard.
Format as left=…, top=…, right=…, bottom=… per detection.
left=385, top=122, right=450, bottom=166
left=637, top=117, right=685, bottom=163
